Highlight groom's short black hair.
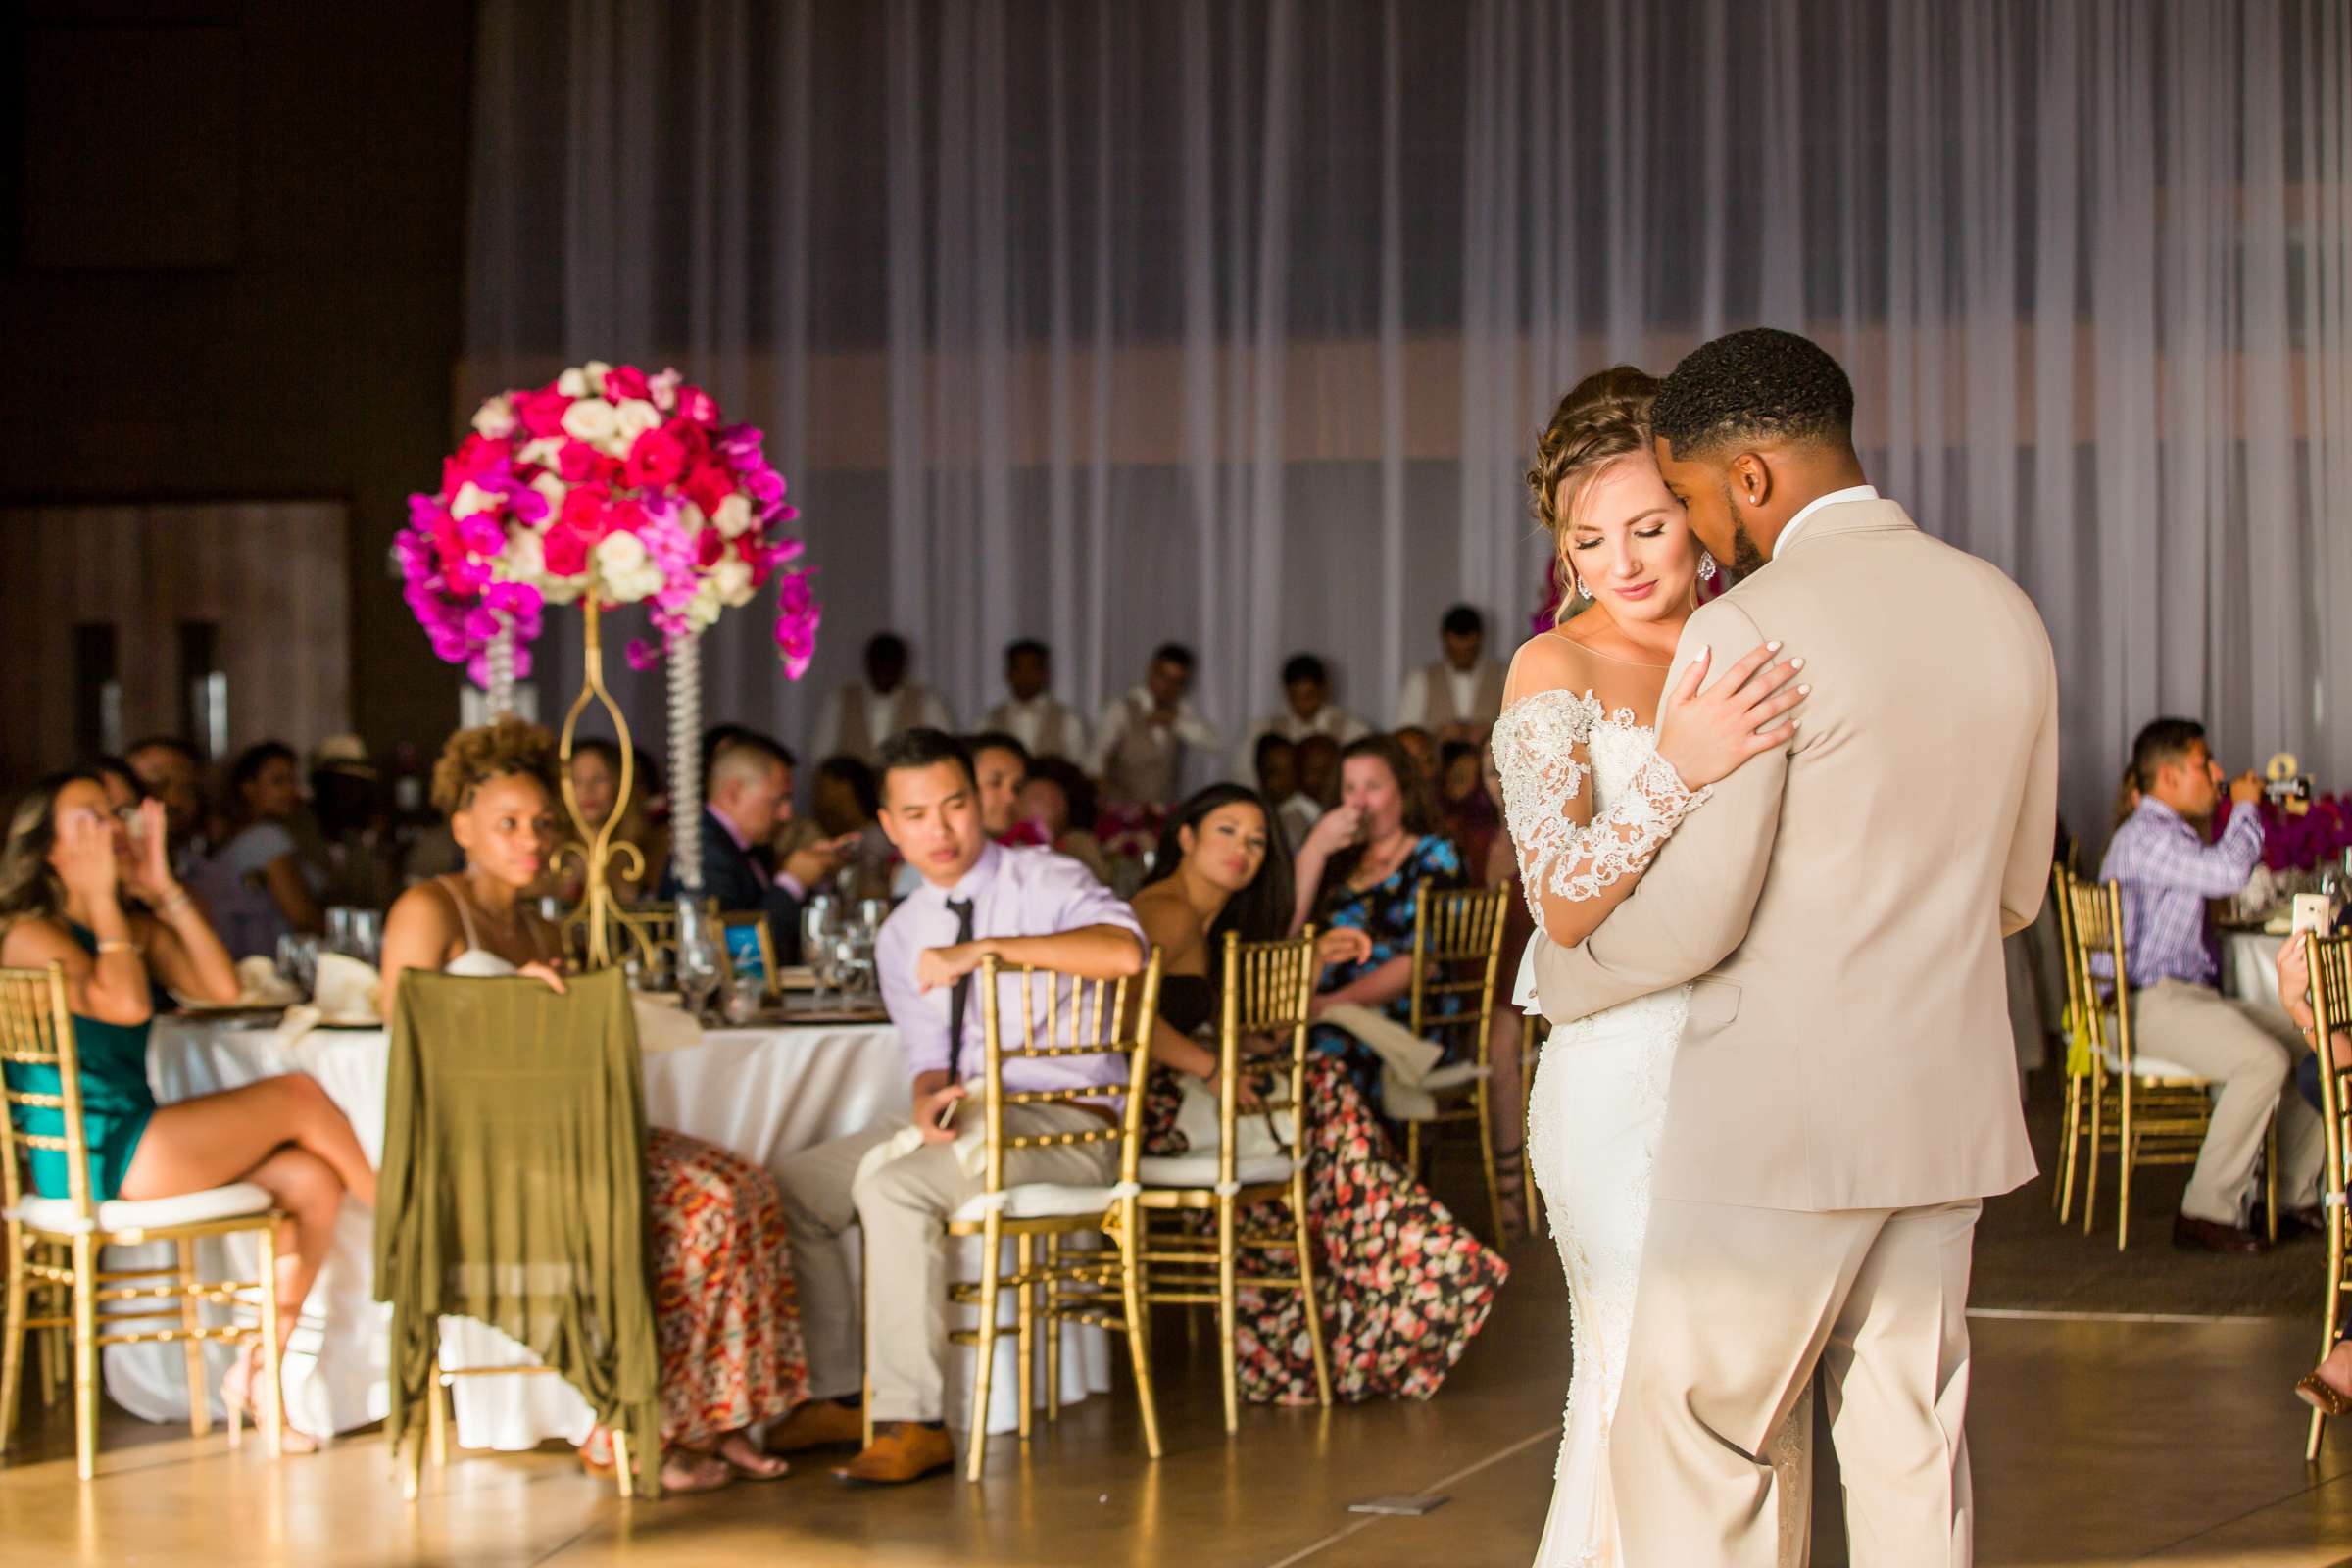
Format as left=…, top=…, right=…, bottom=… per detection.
left=1652, top=327, right=1856, bottom=460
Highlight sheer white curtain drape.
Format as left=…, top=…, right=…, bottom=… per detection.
left=466, top=0, right=2352, bottom=844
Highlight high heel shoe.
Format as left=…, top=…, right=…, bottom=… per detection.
left=2295, top=1372, right=2350, bottom=1416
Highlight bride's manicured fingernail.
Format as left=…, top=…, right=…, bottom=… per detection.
left=1798, top=684, right=1812, bottom=695
left=1791, top=658, right=1805, bottom=670
left=1767, top=641, right=1783, bottom=652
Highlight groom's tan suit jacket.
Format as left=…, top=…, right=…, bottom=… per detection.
left=1535, top=498, right=2056, bottom=1212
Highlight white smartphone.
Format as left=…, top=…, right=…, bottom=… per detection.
left=2291, top=893, right=2333, bottom=938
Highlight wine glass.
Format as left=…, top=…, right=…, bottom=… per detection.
left=802, top=896, right=843, bottom=1001
left=674, top=898, right=724, bottom=1023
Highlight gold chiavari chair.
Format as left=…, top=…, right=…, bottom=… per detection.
left=2061, top=873, right=2277, bottom=1250
left=2303, top=930, right=2352, bottom=1461
left=1396, top=880, right=1514, bottom=1240
left=1137, top=930, right=1332, bottom=1433
left=862, top=951, right=1163, bottom=1482
left=2049, top=863, right=2093, bottom=1223
left=0, top=962, right=285, bottom=1477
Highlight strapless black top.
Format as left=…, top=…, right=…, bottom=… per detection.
left=1157, top=973, right=1216, bottom=1036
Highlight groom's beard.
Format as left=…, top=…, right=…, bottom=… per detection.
left=1725, top=483, right=1770, bottom=574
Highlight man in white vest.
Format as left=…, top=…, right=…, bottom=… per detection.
left=1091, top=643, right=1221, bottom=808
left=812, top=633, right=956, bottom=766
left=1394, top=604, right=1507, bottom=747
left=980, top=640, right=1089, bottom=762
left=1231, top=654, right=1368, bottom=780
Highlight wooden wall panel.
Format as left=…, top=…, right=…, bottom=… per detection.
left=0, top=501, right=351, bottom=786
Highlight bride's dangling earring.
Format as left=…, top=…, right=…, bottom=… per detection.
left=1697, top=551, right=1718, bottom=583
left=1574, top=572, right=1591, bottom=600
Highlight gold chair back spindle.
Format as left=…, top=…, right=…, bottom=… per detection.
left=2302, top=931, right=2352, bottom=1460
left=0, top=963, right=285, bottom=1478
left=1398, top=879, right=1514, bottom=1239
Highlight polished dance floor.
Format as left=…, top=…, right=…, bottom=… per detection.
left=3, top=1218, right=2348, bottom=1568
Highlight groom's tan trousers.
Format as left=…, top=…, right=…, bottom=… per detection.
left=1612, top=1196, right=1981, bottom=1568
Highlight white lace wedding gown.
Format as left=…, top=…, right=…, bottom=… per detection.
left=1494, top=688, right=1808, bottom=1568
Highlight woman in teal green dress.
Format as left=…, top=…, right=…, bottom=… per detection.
left=0, top=771, right=376, bottom=1449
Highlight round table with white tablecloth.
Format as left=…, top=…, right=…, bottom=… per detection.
left=104, top=1014, right=1110, bottom=1447
left=2223, top=928, right=2287, bottom=1009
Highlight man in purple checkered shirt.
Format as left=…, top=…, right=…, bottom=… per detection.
left=2096, top=717, right=2324, bottom=1252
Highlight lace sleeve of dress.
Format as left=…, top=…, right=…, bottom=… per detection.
left=1492, top=688, right=1710, bottom=928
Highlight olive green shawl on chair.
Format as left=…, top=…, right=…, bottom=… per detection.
left=374, top=967, right=662, bottom=1495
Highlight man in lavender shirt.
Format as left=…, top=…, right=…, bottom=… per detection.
left=2096, top=717, right=2324, bottom=1253
left=769, top=728, right=1148, bottom=1485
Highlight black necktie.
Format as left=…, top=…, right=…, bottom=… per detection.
left=946, top=896, right=977, bottom=1083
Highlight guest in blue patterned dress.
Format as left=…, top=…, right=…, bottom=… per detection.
left=1290, top=734, right=1466, bottom=1113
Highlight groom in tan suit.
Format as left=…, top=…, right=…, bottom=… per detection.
left=1535, top=328, right=2058, bottom=1566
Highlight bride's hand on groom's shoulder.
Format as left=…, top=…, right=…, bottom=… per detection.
left=1654, top=641, right=1810, bottom=790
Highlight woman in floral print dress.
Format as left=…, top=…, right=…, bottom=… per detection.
left=1132, top=783, right=1506, bottom=1403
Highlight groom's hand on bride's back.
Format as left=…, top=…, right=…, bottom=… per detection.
left=1653, top=640, right=1809, bottom=790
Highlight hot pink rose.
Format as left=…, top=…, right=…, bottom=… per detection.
left=542, top=525, right=590, bottom=577
left=602, top=365, right=651, bottom=404
left=682, top=461, right=736, bottom=519
left=559, top=485, right=610, bottom=543
left=622, top=425, right=688, bottom=489
left=676, top=384, right=719, bottom=426
left=695, top=528, right=727, bottom=569
left=515, top=387, right=573, bottom=440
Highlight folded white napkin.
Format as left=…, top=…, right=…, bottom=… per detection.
left=1171, top=1071, right=1296, bottom=1158
left=311, top=952, right=382, bottom=1026
left=1316, top=1002, right=1447, bottom=1120
left=188, top=956, right=301, bottom=1010
left=853, top=1089, right=993, bottom=1190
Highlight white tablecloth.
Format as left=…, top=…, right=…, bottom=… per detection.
left=2224, top=929, right=2286, bottom=1008
left=106, top=1015, right=1108, bottom=1446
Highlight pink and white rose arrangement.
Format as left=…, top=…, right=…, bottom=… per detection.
left=401, top=361, right=820, bottom=684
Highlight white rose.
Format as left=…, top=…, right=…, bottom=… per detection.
left=687, top=580, right=724, bottom=631
left=501, top=527, right=546, bottom=583
left=678, top=502, right=708, bottom=536
left=561, top=397, right=619, bottom=448
left=470, top=396, right=517, bottom=440
left=711, top=494, right=754, bottom=539
left=517, top=437, right=564, bottom=470
left=530, top=472, right=567, bottom=514
left=450, top=481, right=499, bottom=519
left=584, top=359, right=613, bottom=388
left=596, top=530, right=648, bottom=573
left=620, top=563, right=667, bottom=603
left=614, top=398, right=662, bottom=445
left=711, top=557, right=754, bottom=607
left=542, top=572, right=587, bottom=607
left=556, top=367, right=590, bottom=397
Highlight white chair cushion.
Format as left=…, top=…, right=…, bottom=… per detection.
left=949, top=1183, right=1117, bottom=1224
left=2103, top=1049, right=2205, bottom=1082
left=7, top=1181, right=274, bottom=1238
left=1138, top=1152, right=1297, bottom=1189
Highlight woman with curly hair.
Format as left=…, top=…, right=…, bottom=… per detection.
left=0, top=771, right=371, bottom=1449
left=379, top=720, right=807, bottom=1494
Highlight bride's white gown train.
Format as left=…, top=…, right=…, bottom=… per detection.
left=1494, top=689, right=1808, bottom=1568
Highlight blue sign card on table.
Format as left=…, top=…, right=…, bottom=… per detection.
left=723, top=921, right=769, bottom=989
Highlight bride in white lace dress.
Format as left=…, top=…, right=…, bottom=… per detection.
left=1494, top=368, right=1812, bottom=1568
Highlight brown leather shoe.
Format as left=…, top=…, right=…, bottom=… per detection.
left=2173, top=1212, right=2267, bottom=1253
left=765, top=1397, right=866, bottom=1454
left=830, top=1421, right=956, bottom=1486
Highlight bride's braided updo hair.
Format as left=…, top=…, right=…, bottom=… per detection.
left=1526, top=366, right=1661, bottom=620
